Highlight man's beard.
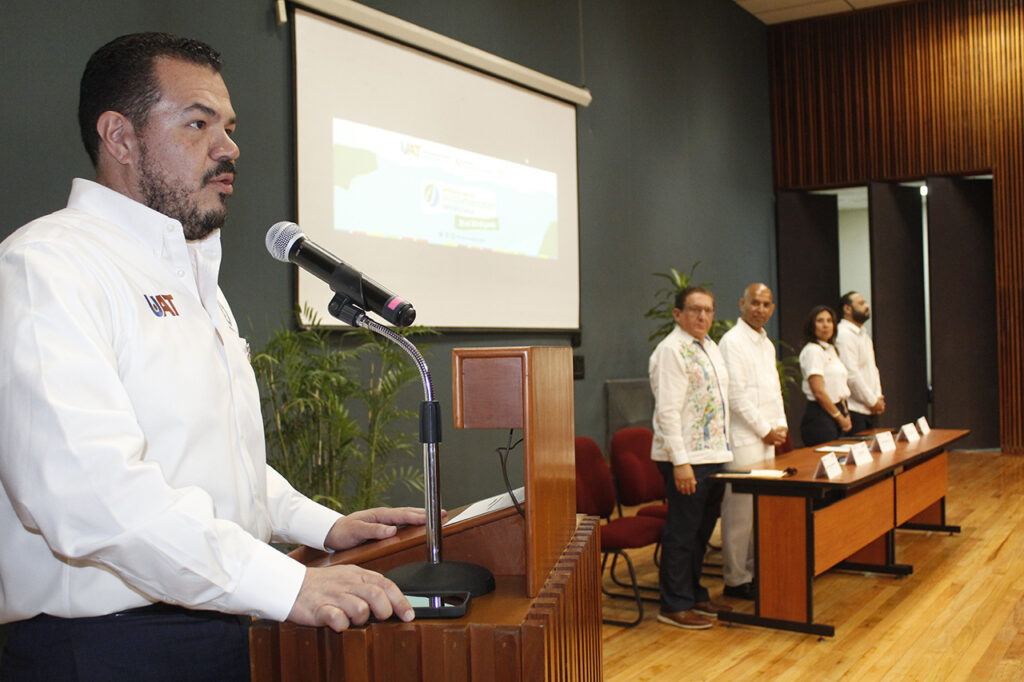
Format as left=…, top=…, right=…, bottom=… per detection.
left=852, top=308, right=870, bottom=323
left=137, top=145, right=234, bottom=241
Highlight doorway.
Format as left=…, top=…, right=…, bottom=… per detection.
left=776, top=176, right=998, bottom=449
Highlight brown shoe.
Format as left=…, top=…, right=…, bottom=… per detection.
left=657, top=609, right=713, bottom=630
left=693, top=599, right=733, bottom=617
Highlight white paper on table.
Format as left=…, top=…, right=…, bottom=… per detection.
left=444, top=487, right=525, bottom=526
left=718, top=469, right=788, bottom=479
left=815, top=445, right=852, bottom=453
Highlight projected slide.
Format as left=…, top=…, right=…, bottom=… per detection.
left=332, top=119, right=559, bottom=259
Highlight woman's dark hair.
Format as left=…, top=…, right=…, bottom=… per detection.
left=802, top=305, right=838, bottom=346
left=79, top=33, right=222, bottom=166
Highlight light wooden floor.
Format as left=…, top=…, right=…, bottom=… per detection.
left=600, top=451, right=1024, bottom=681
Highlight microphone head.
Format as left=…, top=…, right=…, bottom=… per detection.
left=265, top=221, right=304, bottom=262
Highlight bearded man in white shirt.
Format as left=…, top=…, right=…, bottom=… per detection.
left=717, top=283, right=787, bottom=601
left=649, top=286, right=734, bottom=630
left=835, top=291, right=886, bottom=434
left=0, top=33, right=426, bottom=680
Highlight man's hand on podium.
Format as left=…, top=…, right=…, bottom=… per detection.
left=324, top=506, right=442, bottom=551
left=288, top=564, right=414, bottom=630
left=325, top=507, right=423, bottom=550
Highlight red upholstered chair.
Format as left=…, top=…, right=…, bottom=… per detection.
left=609, top=426, right=667, bottom=520
left=610, top=426, right=724, bottom=577
left=575, top=436, right=664, bottom=627
left=609, top=426, right=666, bottom=573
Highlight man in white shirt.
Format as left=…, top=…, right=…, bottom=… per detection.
left=835, top=291, right=886, bottom=434
left=718, top=283, right=787, bottom=601
left=649, top=286, right=733, bottom=630
left=0, top=33, right=425, bottom=680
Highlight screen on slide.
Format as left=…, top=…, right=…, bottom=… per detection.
left=293, top=9, right=580, bottom=329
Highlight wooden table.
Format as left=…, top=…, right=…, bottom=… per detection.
left=715, top=428, right=968, bottom=637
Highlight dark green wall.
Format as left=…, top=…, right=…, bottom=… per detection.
left=0, top=0, right=772, bottom=512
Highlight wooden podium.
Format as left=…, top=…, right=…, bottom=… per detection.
left=250, top=347, right=602, bottom=681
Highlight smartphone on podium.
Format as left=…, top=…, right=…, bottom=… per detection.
left=404, top=591, right=471, bottom=619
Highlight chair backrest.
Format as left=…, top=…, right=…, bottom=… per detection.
left=574, top=436, right=618, bottom=518
left=609, top=426, right=663, bottom=506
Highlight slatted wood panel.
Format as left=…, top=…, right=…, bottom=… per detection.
left=250, top=517, right=602, bottom=681
left=769, top=0, right=1024, bottom=453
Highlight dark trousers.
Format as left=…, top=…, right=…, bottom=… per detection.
left=0, top=604, right=250, bottom=682
left=849, top=410, right=877, bottom=435
left=656, top=461, right=725, bottom=612
left=800, top=401, right=849, bottom=447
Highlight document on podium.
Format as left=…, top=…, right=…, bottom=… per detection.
left=445, top=487, right=525, bottom=526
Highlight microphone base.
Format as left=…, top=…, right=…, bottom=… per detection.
left=384, top=560, right=495, bottom=597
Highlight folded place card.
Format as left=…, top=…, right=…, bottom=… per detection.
left=897, top=422, right=921, bottom=443
left=849, top=441, right=874, bottom=465
left=814, top=452, right=844, bottom=480
left=916, top=416, right=931, bottom=434
left=871, top=430, right=897, bottom=453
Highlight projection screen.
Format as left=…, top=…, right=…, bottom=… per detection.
left=292, top=8, right=581, bottom=330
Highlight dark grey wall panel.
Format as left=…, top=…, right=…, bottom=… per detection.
left=0, top=0, right=772, bottom=507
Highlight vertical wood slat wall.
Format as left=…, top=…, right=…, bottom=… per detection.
left=769, top=0, right=1024, bottom=453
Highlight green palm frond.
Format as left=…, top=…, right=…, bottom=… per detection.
left=252, top=308, right=429, bottom=513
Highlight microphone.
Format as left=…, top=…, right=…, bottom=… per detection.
left=265, top=221, right=416, bottom=327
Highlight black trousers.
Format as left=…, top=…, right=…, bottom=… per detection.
left=0, top=604, right=250, bottom=682
left=656, top=461, right=725, bottom=613
left=800, top=401, right=850, bottom=447
left=849, top=410, right=877, bottom=435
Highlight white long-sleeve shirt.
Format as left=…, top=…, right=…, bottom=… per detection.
left=649, top=325, right=732, bottom=467
left=0, top=179, right=341, bottom=624
left=718, top=319, right=787, bottom=448
left=835, top=318, right=883, bottom=414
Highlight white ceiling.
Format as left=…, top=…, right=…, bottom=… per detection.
left=734, top=0, right=911, bottom=25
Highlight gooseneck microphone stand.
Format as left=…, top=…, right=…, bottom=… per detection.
left=327, top=294, right=494, bottom=597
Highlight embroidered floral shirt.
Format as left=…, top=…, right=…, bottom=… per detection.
left=649, top=325, right=732, bottom=466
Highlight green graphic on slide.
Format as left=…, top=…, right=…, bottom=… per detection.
left=334, top=145, right=378, bottom=190
left=332, top=118, right=558, bottom=258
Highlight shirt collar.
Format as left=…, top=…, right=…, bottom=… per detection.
left=66, top=178, right=223, bottom=299
left=736, top=317, right=768, bottom=340
left=839, top=318, right=863, bottom=335
left=673, top=324, right=708, bottom=346
left=66, top=177, right=222, bottom=257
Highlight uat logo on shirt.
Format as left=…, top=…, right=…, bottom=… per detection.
left=144, top=294, right=179, bottom=317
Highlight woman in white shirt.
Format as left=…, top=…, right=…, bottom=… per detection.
left=798, top=305, right=853, bottom=446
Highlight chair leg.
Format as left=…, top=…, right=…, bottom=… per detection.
left=600, top=550, right=647, bottom=627
left=609, top=551, right=659, bottom=597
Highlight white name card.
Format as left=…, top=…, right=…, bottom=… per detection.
left=871, top=430, right=897, bottom=453
left=898, top=422, right=921, bottom=443
left=849, top=441, right=873, bottom=466
left=916, top=416, right=931, bottom=434
left=815, top=452, right=844, bottom=480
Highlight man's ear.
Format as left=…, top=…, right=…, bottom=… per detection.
left=95, top=111, right=138, bottom=166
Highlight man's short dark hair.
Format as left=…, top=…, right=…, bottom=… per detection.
left=839, top=291, right=857, bottom=313
left=803, top=304, right=838, bottom=346
left=674, top=285, right=714, bottom=311
left=79, top=33, right=222, bottom=166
